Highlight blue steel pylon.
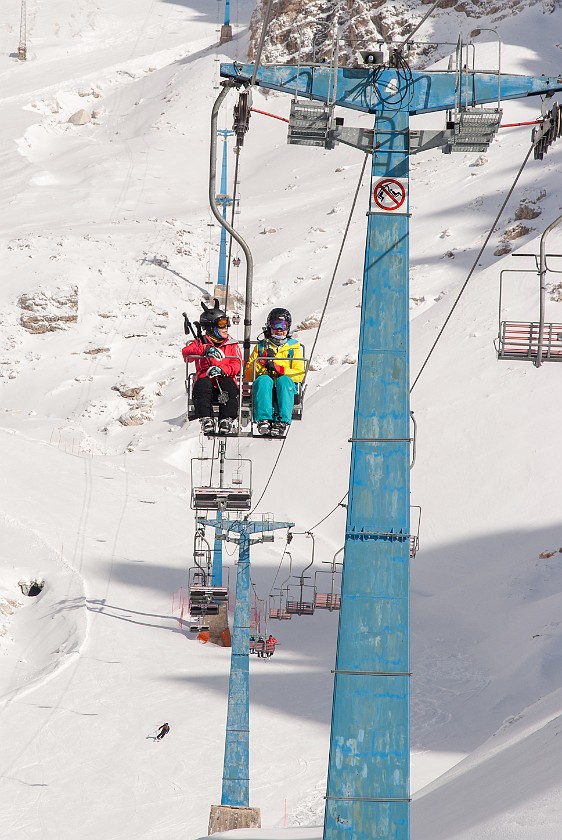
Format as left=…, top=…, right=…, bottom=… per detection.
left=219, top=59, right=562, bottom=839
left=200, top=515, right=294, bottom=808
left=216, top=129, right=234, bottom=287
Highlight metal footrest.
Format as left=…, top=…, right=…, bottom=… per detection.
left=287, top=100, right=335, bottom=149
left=497, top=321, right=562, bottom=361
left=445, top=108, right=502, bottom=153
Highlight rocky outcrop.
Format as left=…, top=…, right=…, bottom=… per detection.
left=18, top=286, right=78, bottom=334
left=248, top=0, right=550, bottom=66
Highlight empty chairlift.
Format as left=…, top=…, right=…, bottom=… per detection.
left=187, top=529, right=228, bottom=619
left=314, top=546, right=343, bottom=612
left=269, top=550, right=293, bottom=620
left=496, top=216, right=562, bottom=366
left=286, top=533, right=316, bottom=616
left=191, top=449, right=252, bottom=511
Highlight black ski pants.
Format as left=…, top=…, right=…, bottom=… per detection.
left=193, top=376, right=239, bottom=420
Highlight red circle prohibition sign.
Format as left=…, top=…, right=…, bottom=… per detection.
left=373, top=178, right=406, bottom=211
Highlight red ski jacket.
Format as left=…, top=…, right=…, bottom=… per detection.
left=182, top=336, right=242, bottom=386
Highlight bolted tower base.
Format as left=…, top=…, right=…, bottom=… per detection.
left=208, top=805, right=260, bottom=835
left=219, top=25, right=232, bottom=45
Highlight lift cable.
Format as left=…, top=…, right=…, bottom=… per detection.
left=250, top=0, right=275, bottom=86
left=307, top=492, right=348, bottom=532
left=410, top=141, right=535, bottom=394
left=249, top=153, right=369, bottom=514
left=302, top=152, right=369, bottom=384
left=267, top=538, right=290, bottom=599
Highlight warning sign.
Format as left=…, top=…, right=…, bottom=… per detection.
left=373, top=178, right=407, bottom=212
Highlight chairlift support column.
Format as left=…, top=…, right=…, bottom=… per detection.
left=216, top=129, right=234, bottom=287
left=202, top=515, right=293, bottom=828
left=219, top=0, right=232, bottom=45
left=220, top=56, right=562, bottom=840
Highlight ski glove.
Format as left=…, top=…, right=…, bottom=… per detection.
left=207, top=366, right=222, bottom=378
left=265, top=360, right=284, bottom=377
left=204, top=345, right=224, bottom=360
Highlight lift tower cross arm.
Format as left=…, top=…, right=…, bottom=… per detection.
left=221, top=63, right=562, bottom=114
left=219, top=58, right=562, bottom=840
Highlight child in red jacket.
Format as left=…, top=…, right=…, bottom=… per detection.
left=182, top=300, right=241, bottom=435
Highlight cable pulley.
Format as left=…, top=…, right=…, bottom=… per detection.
left=233, top=88, right=252, bottom=148
left=532, top=101, right=561, bottom=160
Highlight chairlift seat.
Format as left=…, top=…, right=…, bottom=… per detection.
left=497, top=321, right=562, bottom=361
left=190, top=623, right=210, bottom=633
left=269, top=607, right=292, bottom=620
left=314, top=593, right=341, bottom=611
left=189, top=601, right=219, bottom=616
left=191, top=486, right=252, bottom=511
left=286, top=600, right=315, bottom=616
left=189, top=585, right=228, bottom=602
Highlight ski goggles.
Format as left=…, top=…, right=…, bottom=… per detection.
left=271, top=319, right=288, bottom=331
left=214, top=317, right=230, bottom=328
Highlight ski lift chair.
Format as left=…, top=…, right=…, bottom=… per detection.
left=268, top=591, right=292, bottom=620
left=496, top=250, right=562, bottom=366
left=190, top=456, right=252, bottom=511
left=314, top=546, right=343, bottom=611
left=286, top=534, right=316, bottom=615
left=286, top=575, right=316, bottom=616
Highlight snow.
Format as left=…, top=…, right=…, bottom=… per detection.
left=1, top=1, right=562, bottom=838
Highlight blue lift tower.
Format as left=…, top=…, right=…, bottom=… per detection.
left=219, top=0, right=232, bottom=46
left=215, top=128, right=235, bottom=288
left=205, top=514, right=294, bottom=834
left=219, top=42, right=562, bottom=840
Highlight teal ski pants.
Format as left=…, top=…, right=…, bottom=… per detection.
left=252, top=374, right=296, bottom=423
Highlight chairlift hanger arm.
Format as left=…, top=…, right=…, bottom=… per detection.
left=221, top=63, right=562, bottom=115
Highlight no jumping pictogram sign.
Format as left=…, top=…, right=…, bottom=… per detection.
left=373, top=178, right=407, bottom=211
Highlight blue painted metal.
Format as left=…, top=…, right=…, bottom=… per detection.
left=220, top=62, right=562, bottom=114
left=216, top=60, right=562, bottom=840
left=216, top=129, right=234, bottom=287
left=324, top=109, right=411, bottom=839
left=211, top=507, right=224, bottom=587
left=224, top=0, right=230, bottom=27
left=201, top=516, right=294, bottom=808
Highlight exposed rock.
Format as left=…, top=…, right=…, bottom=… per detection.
left=295, top=313, right=321, bottom=330
left=118, top=401, right=154, bottom=427
left=84, top=346, right=110, bottom=355
left=247, top=0, right=536, bottom=67
left=514, top=202, right=542, bottom=220
left=68, top=109, right=92, bottom=125
left=18, top=286, right=78, bottom=334
left=112, top=384, right=145, bottom=400
left=504, top=223, right=532, bottom=241
left=494, top=243, right=512, bottom=256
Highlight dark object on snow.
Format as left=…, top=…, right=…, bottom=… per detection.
left=156, top=723, right=170, bottom=740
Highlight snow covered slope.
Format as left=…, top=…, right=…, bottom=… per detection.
left=1, top=2, right=562, bottom=839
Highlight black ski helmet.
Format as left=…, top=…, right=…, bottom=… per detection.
left=199, top=298, right=229, bottom=330
left=265, top=307, right=292, bottom=337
